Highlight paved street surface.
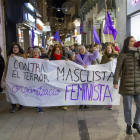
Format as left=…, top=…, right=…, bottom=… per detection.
left=0, top=93, right=140, bottom=140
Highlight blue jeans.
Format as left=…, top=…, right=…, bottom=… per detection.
left=122, top=94, right=140, bottom=125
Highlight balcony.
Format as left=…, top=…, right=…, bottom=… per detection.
left=98, top=0, right=116, bottom=13
left=80, top=0, right=87, bottom=8
left=79, top=0, right=99, bottom=16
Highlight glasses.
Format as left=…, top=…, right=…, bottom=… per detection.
left=13, top=47, right=19, bottom=49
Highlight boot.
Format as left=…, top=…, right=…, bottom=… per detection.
left=10, top=106, right=17, bottom=113
left=133, top=123, right=140, bottom=134
left=79, top=105, right=83, bottom=109
left=19, top=105, right=23, bottom=110
left=55, top=106, right=61, bottom=109
left=126, top=125, right=132, bottom=135
left=84, top=105, right=89, bottom=109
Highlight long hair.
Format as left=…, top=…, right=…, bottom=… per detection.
left=121, top=36, right=134, bottom=53
left=50, top=44, right=62, bottom=56
left=27, top=47, right=32, bottom=53
left=7, top=42, right=24, bottom=56
left=103, top=44, right=116, bottom=56
left=111, top=43, right=115, bottom=48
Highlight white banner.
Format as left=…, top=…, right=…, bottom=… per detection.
left=6, top=57, right=120, bottom=107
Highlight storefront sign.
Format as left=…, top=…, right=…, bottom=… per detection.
left=25, top=13, right=35, bottom=22
left=80, top=24, right=85, bottom=34
left=83, top=21, right=88, bottom=33
left=88, top=18, right=93, bottom=31
left=77, top=26, right=80, bottom=35
left=37, top=23, right=43, bottom=31
left=43, top=26, right=51, bottom=32
left=127, top=0, right=140, bottom=15
left=132, top=0, right=140, bottom=5
left=94, top=24, right=100, bottom=29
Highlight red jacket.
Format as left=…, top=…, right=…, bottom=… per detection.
left=114, top=46, right=120, bottom=53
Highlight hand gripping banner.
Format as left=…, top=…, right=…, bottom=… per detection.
left=5, top=56, right=120, bottom=107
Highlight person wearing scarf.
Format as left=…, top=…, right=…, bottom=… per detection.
left=113, top=36, right=140, bottom=135
left=50, top=44, right=68, bottom=111
left=3, top=43, right=25, bottom=113
left=49, top=44, right=66, bottom=61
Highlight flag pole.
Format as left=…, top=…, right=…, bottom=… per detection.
left=105, top=0, right=110, bottom=43
left=93, top=35, right=95, bottom=45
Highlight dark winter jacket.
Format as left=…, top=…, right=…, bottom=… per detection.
left=49, top=55, right=66, bottom=60
left=113, top=50, right=140, bottom=95
left=0, top=54, right=5, bottom=71
left=100, top=51, right=118, bottom=64
left=41, top=53, right=48, bottom=59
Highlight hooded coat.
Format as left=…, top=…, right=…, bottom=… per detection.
left=100, top=51, right=118, bottom=64
left=113, top=50, right=140, bottom=95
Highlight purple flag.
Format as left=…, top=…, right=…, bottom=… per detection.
left=93, top=26, right=101, bottom=44
left=103, top=10, right=117, bottom=40
left=54, top=30, right=61, bottom=43
left=31, top=28, right=35, bottom=48
left=45, top=40, right=46, bottom=48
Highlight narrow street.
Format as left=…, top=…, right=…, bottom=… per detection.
left=0, top=93, right=139, bottom=140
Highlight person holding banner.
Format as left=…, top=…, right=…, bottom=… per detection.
left=32, top=48, right=44, bottom=113
left=74, top=45, right=99, bottom=109
left=50, top=44, right=68, bottom=111
left=41, top=48, right=49, bottom=59
left=101, top=44, right=118, bottom=110
left=3, top=43, right=25, bottom=113
left=113, top=36, right=140, bottom=135
left=70, top=52, right=75, bottom=62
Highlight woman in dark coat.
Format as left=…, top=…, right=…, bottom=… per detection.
left=3, top=43, right=25, bottom=113
left=0, top=47, right=5, bottom=92
left=113, top=36, right=140, bottom=135
left=50, top=44, right=68, bottom=110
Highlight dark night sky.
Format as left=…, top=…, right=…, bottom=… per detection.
left=51, top=0, right=67, bottom=19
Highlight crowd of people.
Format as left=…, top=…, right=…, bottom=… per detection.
left=0, top=36, right=140, bottom=134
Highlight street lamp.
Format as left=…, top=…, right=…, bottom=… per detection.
left=57, top=8, right=60, bottom=11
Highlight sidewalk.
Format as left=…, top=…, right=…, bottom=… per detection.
left=0, top=93, right=139, bottom=140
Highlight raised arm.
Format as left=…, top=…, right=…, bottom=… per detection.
left=89, top=50, right=99, bottom=61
